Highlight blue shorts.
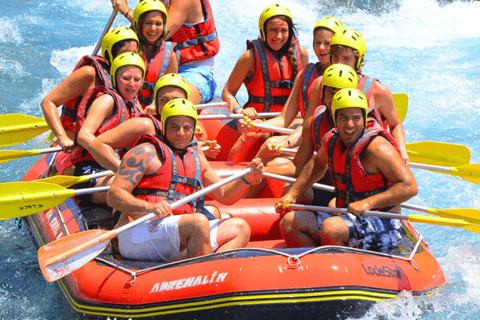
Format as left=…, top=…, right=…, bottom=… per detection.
left=179, top=65, right=217, bottom=103
left=340, top=213, right=406, bottom=253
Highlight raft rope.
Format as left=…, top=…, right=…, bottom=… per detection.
left=94, top=235, right=424, bottom=284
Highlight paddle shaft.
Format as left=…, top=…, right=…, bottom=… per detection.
left=195, top=101, right=227, bottom=110
left=250, top=123, right=294, bottom=134
left=92, top=11, right=117, bottom=55
left=199, top=112, right=281, bottom=120
left=44, top=168, right=253, bottom=268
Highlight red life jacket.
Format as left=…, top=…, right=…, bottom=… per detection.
left=299, top=62, right=322, bottom=118
left=60, top=55, right=111, bottom=132
left=325, top=126, right=401, bottom=209
left=131, top=134, right=209, bottom=216
left=311, top=106, right=383, bottom=152
left=244, top=37, right=303, bottom=113
left=71, top=86, right=141, bottom=164
left=167, top=0, right=219, bottom=65
left=138, top=42, right=175, bottom=109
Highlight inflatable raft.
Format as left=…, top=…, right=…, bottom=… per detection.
left=23, top=145, right=446, bottom=319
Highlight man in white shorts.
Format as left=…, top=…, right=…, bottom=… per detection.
left=107, top=98, right=263, bottom=262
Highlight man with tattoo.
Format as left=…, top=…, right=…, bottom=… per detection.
left=107, top=98, right=264, bottom=262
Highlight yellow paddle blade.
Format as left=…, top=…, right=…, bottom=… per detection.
left=36, top=175, right=90, bottom=188
left=0, top=114, right=50, bottom=148
left=427, top=207, right=480, bottom=225
left=0, top=149, right=42, bottom=164
left=393, top=93, right=408, bottom=122
left=406, top=141, right=470, bottom=167
left=0, top=182, right=74, bottom=220
left=448, top=164, right=480, bottom=185
left=407, top=214, right=480, bottom=233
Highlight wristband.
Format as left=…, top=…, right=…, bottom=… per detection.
left=287, top=139, right=291, bottom=147
left=124, top=8, right=132, bottom=17
left=234, top=106, right=242, bottom=113
left=241, top=176, right=251, bottom=185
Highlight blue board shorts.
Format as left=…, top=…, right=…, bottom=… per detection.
left=179, top=64, right=217, bottom=103
left=340, top=213, right=406, bottom=253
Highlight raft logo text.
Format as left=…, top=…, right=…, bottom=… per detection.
left=361, top=264, right=401, bottom=278
left=150, top=271, right=228, bottom=293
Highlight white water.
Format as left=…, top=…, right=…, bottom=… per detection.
left=1, top=0, right=479, bottom=318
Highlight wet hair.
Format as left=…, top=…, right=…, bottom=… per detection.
left=330, top=45, right=365, bottom=70
left=263, top=15, right=300, bottom=78
left=135, top=10, right=167, bottom=55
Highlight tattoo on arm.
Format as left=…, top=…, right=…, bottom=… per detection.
left=117, top=143, right=157, bottom=185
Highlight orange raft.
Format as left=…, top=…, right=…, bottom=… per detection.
left=24, top=151, right=446, bottom=320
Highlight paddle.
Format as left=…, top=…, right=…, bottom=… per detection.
left=0, top=183, right=109, bottom=220
left=92, top=11, right=118, bottom=55
left=259, top=172, right=480, bottom=224
left=36, top=170, right=114, bottom=188
left=278, top=142, right=471, bottom=168
left=393, top=93, right=408, bottom=122
left=408, top=163, right=480, bottom=185
left=286, top=204, right=480, bottom=234
left=0, top=146, right=62, bottom=164
left=37, top=167, right=253, bottom=282
left=199, top=112, right=282, bottom=120
left=249, top=122, right=295, bottom=135
left=406, top=141, right=470, bottom=167
left=0, top=114, right=50, bottom=148
left=195, top=101, right=227, bottom=110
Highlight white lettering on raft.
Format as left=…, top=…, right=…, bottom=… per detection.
left=150, top=271, right=229, bottom=294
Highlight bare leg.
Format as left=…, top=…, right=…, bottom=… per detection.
left=188, top=82, right=202, bottom=105
left=279, top=210, right=320, bottom=247
left=178, top=214, right=212, bottom=258
left=227, top=131, right=270, bottom=162
left=92, top=174, right=115, bottom=204
left=320, top=217, right=350, bottom=246
left=215, top=218, right=251, bottom=252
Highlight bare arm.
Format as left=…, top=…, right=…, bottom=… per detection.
left=107, top=143, right=172, bottom=218
left=40, top=66, right=97, bottom=151
left=221, top=49, right=256, bottom=117
left=348, top=136, right=417, bottom=216
left=201, top=154, right=264, bottom=205
left=77, top=94, right=115, bottom=154
left=89, top=117, right=157, bottom=172
left=299, top=46, right=309, bottom=69
left=371, top=82, right=408, bottom=162
left=166, top=51, right=178, bottom=74
left=110, top=0, right=133, bottom=23
left=164, top=0, right=200, bottom=41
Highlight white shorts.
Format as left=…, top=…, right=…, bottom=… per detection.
left=118, top=215, right=219, bottom=263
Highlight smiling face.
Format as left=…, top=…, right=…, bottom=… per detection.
left=313, top=28, right=334, bottom=67
left=155, top=86, right=188, bottom=115
left=265, top=17, right=289, bottom=51
left=335, top=107, right=365, bottom=146
left=116, top=66, right=143, bottom=101
left=164, top=115, right=195, bottom=150
left=141, top=11, right=165, bottom=44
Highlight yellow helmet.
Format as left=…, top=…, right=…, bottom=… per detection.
left=330, top=28, right=366, bottom=70
left=258, top=4, right=292, bottom=40
left=101, top=26, right=139, bottom=66
left=161, top=98, right=198, bottom=137
left=322, top=64, right=358, bottom=90
left=133, top=0, right=168, bottom=39
left=110, top=52, right=146, bottom=88
left=154, top=73, right=191, bottom=102
left=331, top=88, right=368, bottom=126
left=313, top=16, right=345, bottom=35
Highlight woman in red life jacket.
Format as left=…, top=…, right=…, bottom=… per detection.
left=112, top=0, right=220, bottom=105
left=222, top=4, right=309, bottom=163
left=88, top=73, right=219, bottom=176
left=40, top=27, right=138, bottom=175
left=238, top=16, right=345, bottom=167
left=131, top=0, right=178, bottom=113
left=276, top=89, right=417, bottom=251
left=72, top=52, right=145, bottom=206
